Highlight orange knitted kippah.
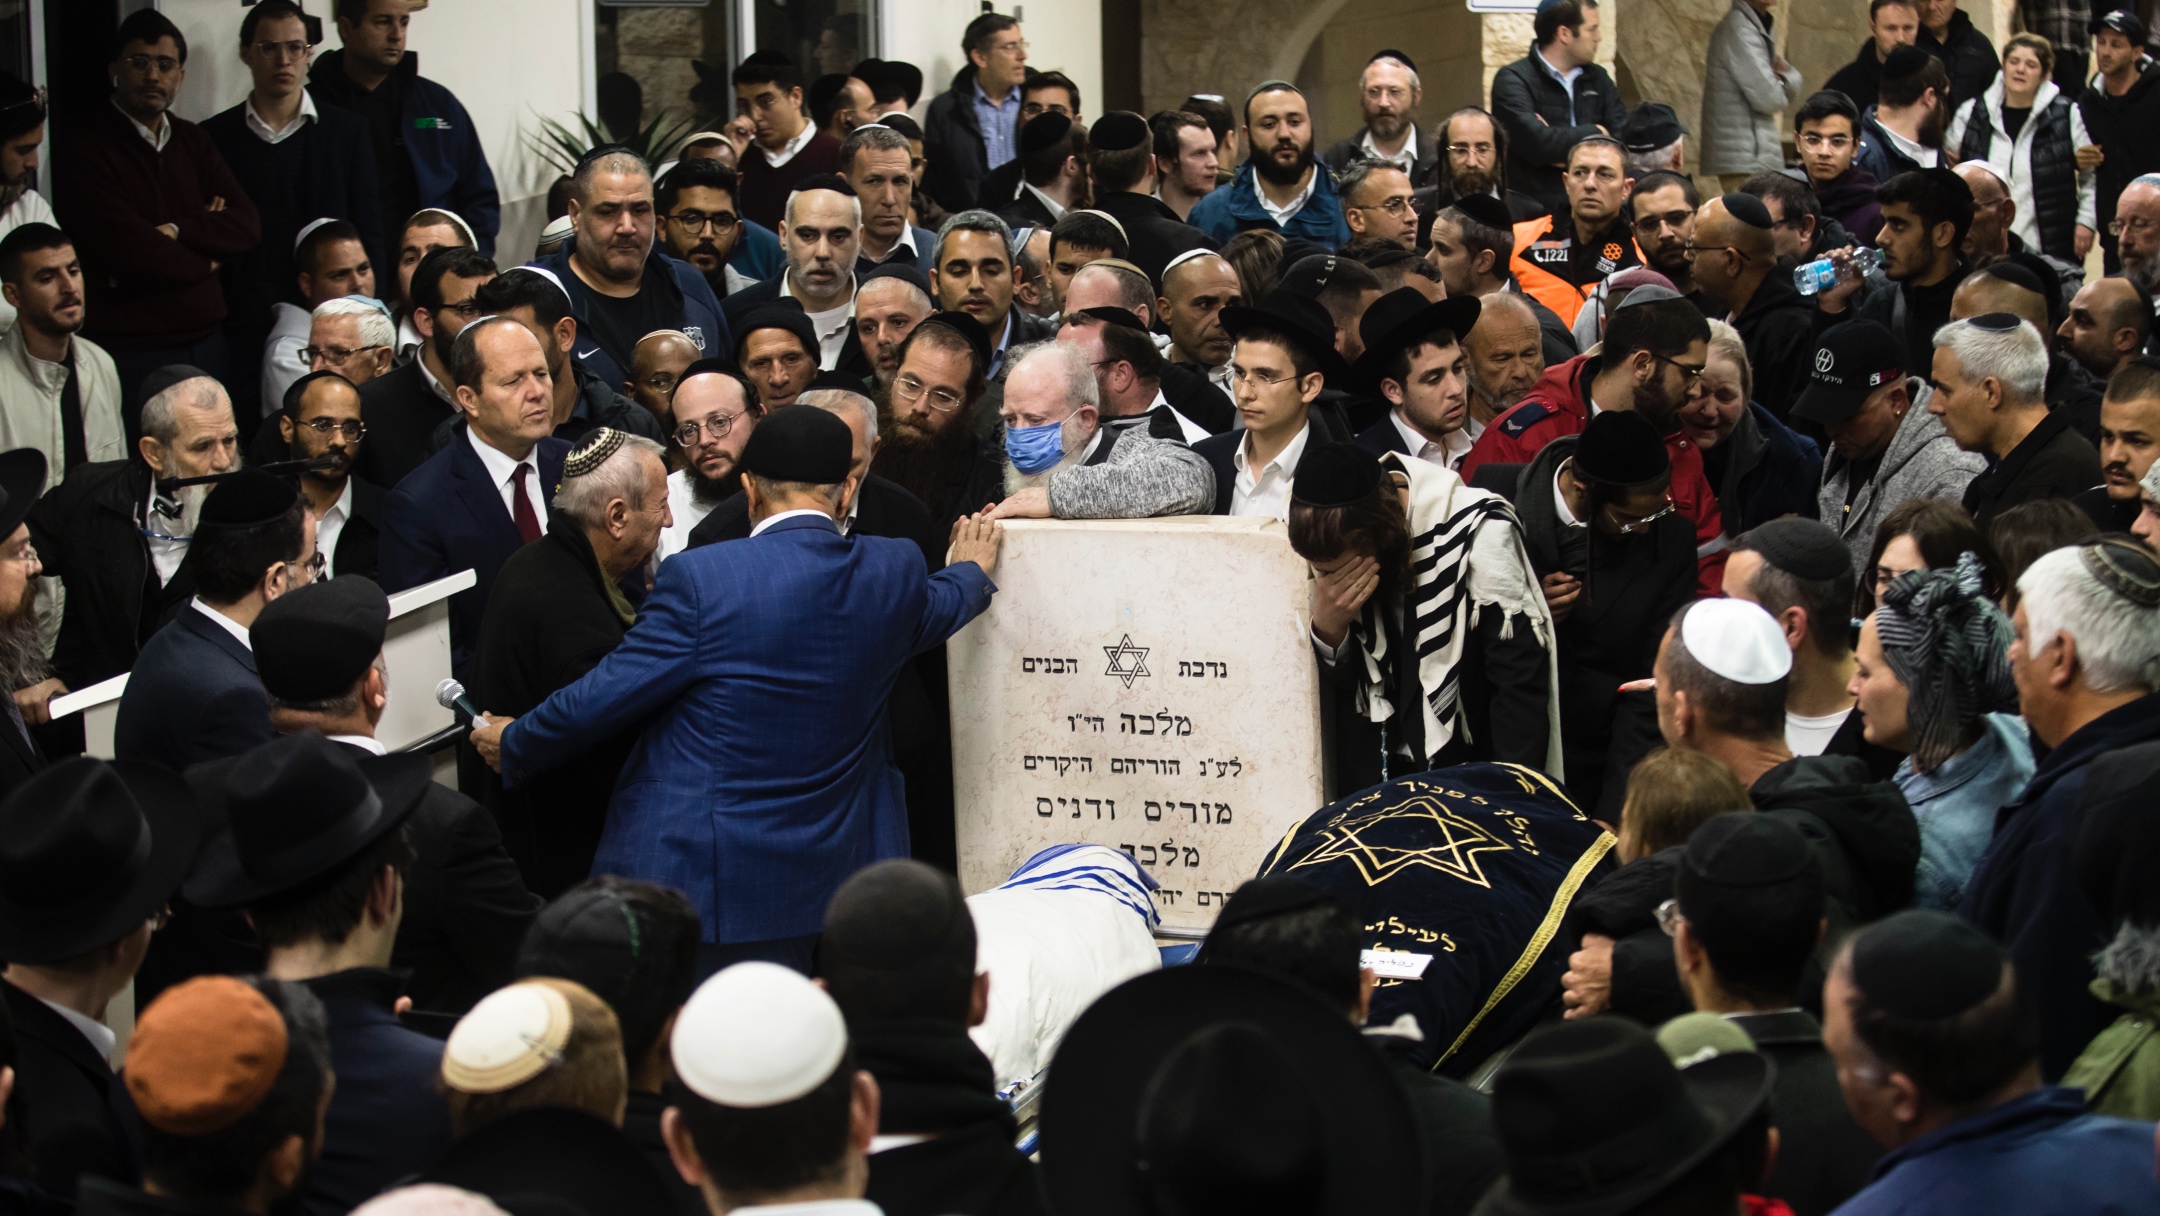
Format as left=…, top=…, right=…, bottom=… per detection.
left=125, top=976, right=288, bottom=1135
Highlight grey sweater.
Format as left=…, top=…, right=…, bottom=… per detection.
left=1047, top=429, right=1216, bottom=520
left=1816, top=378, right=1987, bottom=577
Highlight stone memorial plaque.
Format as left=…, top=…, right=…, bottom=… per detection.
left=949, top=516, right=1325, bottom=935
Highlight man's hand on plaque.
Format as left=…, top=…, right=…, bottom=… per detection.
left=984, top=488, right=1051, bottom=521
left=948, top=512, right=1005, bottom=573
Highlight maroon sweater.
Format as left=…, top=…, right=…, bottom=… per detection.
left=55, top=102, right=262, bottom=349
left=735, top=130, right=843, bottom=231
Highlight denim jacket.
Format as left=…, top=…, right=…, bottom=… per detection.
left=1896, top=711, right=2034, bottom=912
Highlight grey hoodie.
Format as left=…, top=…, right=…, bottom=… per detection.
left=1816, top=377, right=1987, bottom=579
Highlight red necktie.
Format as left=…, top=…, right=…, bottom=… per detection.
left=510, top=464, right=541, bottom=544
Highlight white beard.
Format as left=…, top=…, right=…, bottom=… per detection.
left=1002, top=441, right=1089, bottom=496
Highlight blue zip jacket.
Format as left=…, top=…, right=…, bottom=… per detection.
left=1829, top=1087, right=2160, bottom=1216
left=731, top=220, right=784, bottom=284
left=533, top=240, right=733, bottom=395
left=308, top=50, right=500, bottom=255
left=1186, top=160, right=1350, bottom=251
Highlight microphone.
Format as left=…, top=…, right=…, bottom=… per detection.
left=435, top=678, right=487, bottom=724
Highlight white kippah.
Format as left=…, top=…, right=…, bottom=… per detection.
left=672, top=962, right=847, bottom=1108
left=293, top=216, right=340, bottom=254
left=1162, top=247, right=1221, bottom=278
left=440, top=982, right=572, bottom=1094
left=1681, top=598, right=1792, bottom=685
left=537, top=215, right=574, bottom=244
left=350, top=1187, right=510, bottom=1216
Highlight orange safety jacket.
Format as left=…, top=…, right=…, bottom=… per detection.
left=1508, top=213, right=1643, bottom=329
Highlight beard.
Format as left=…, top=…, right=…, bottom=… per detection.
left=688, top=458, right=741, bottom=505
left=2130, top=249, right=2160, bottom=296
left=1633, top=380, right=1683, bottom=433
left=0, top=577, right=48, bottom=693
left=1253, top=139, right=1315, bottom=187
left=1467, top=366, right=1529, bottom=417
left=1450, top=166, right=1496, bottom=199
left=1367, top=111, right=1410, bottom=142
left=871, top=391, right=976, bottom=509
left=1917, top=105, right=1949, bottom=150
left=1001, top=435, right=1087, bottom=495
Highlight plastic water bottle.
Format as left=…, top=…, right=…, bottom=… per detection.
left=1794, top=248, right=1882, bottom=296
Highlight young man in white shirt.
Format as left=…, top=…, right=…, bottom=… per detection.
left=1193, top=290, right=1351, bottom=520
left=1349, top=288, right=1486, bottom=471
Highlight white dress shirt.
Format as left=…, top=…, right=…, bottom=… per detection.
left=465, top=427, right=547, bottom=527
left=1390, top=410, right=1475, bottom=470
left=190, top=598, right=255, bottom=650
left=326, top=733, right=387, bottom=755
left=315, top=480, right=354, bottom=579
left=1360, top=125, right=1420, bottom=176
left=116, top=100, right=171, bottom=153
left=784, top=276, right=858, bottom=370
left=1022, top=181, right=1068, bottom=221
left=1231, top=422, right=1312, bottom=522
left=750, top=508, right=833, bottom=537
left=1258, top=168, right=1318, bottom=229
left=759, top=123, right=819, bottom=170
left=143, top=485, right=190, bottom=586
left=37, top=997, right=116, bottom=1061
left=657, top=468, right=720, bottom=561
left=244, top=90, right=318, bottom=144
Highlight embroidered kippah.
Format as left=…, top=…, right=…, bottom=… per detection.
left=564, top=428, right=628, bottom=479
left=2083, top=540, right=2160, bottom=608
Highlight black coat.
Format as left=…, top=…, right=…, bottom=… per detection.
left=1824, top=43, right=1886, bottom=111
left=717, top=273, right=872, bottom=380
left=855, top=1019, right=1045, bottom=1216
left=1489, top=53, right=1629, bottom=220
left=1702, top=401, right=1823, bottom=537
left=73, top=1179, right=242, bottom=1216
left=474, top=515, right=640, bottom=897
left=2082, top=57, right=2160, bottom=266
left=1730, top=272, right=1817, bottom=421
left=1960, top=408, right=2104, bottom=531
left=332, top=476, right=388, bottom=582
left=922, top=67, right=1002, bottom=216
left=621, top=1091, right=704, bottom=1216
left=381, top=759, right=541, bottom=1014
left=353, top=358, right=458, bottom=492
left=113, top=605, right=273, bottom=772
left=1376, top=1037, right=1504, bottom=1216
left=1321, top=134, right=1441, bottom=190
left=1091, top=191, right=1219, bottom=289
left=1158, top=360, right=1236, bottom=435
left=0, top=705, right=43, bottom=803
left=300, top=969, right=452, bottom=1216
left=992, top=181, right=1059, bottom=234
left=26, top=460, right=190, bottom=691
left=1725, top=1010, right=1883, bottom=1216
left=1194, top=410, right=1352, bottom=514
left=1917, top=9, right=2002, bottom=114
left=1, top=983, right=136, bottom=1200
left=2047, top=352, right=2103, bottom=446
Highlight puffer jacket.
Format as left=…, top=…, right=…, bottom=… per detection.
left=1817, top=378, right=1987, bottom=579
left=1946, top=76, right=2096, bottom=263
left=2081, top=56, right=2160, bottom=255
left=2063, top=923, right=2160, bottom=1120
left=1700, top=0, right=1805, bottom=175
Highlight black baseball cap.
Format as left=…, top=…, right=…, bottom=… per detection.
left=1619, top=103, right=1687, bottom=154
left=2092, top=8, right=2149, bottom=43
left=1791, top=321, right=1903, bottom=425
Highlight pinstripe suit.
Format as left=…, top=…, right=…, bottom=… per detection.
left=498, top=513, right=996, bottom=944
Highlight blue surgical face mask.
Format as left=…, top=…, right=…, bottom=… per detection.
left=1005, top=417, right=1068, bottom=474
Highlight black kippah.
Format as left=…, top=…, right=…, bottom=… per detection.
left=1078, top=305, right=1147, bottom=332
left=1980, top=262, right=2047, bottom=298
left=1882, top=44, right=1933, bottom=77
left=1447, top=193, right=1514, bottom=233
left=251, top=575, right=390, bottom=702
left=1967, top=311, right=2025, bottom=333
left=739, top=403, right=853, bottom=485
left=1020, top=112, right=1075, bottom=155
left=789, top=172, right=856, bottom=198
left=1359, top=245, right=1419, bottom=270
left=678, top=357, right=740, bottom=386
left=1572, top=410, right=1669, bottom=487
left=862, top=261, right=933, bottom=297
left=1683, top=813, right=1814, bottom=885
left=736, top=303, right=818, bottom=358
left=917, top=310, right=992, bottom=369
left=140, top=364, right=215, bottom=403
left=1920, top=166, right=1974, bottom=205
left=1206, top=877, right=1334, bottom=941
left=1090, top=111, right=1150, bottom=152
left=1370, top=48, right=1418, bottom=71
left=1850, top=910, right=2004, bottom=1020
left=198, top=468, right=299, bottom=529
left=1723, top=192, right=1774, bottom=230
left=1742, top=518, right=1850, bottom=581
left=1291, top=443, right=1383, bottom=508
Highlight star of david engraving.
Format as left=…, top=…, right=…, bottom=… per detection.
left=1287, top=794, right=1512, bottom=889
left=1102, top=635, right=1151, bottom=687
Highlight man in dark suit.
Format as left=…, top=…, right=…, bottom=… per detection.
left=182, top=732, right=453, bottom=1216
left=474, top=407, right=1004, bottom=974
left=866, top=312, right=1006, bottom=537
left=276, top=371, right=384, bottom=580
left=1084, top=112, right=1216, bottom=289
left=0, top=755, right=202, bottom=1199
left=842, top=123, right=938, bottom=277
left=247, top=575, right=540, bottom=1015
left=379, top=317, right=570, bottom=683
left=993, top=112, right=1087, bottom=234
left=476, top=429, right=671, bottom=897
left=1349, top=288, right=1487, bottom=471
left=115, top=468, right=318, bottom=771
left=0, top=450, right=50, bottom=795
left=720, top=175, right=871, bottom=380
left=352, top=245, right=496, bottom=490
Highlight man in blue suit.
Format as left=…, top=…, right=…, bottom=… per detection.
left=472, top=406, right=1004, bottom=974
left=115, top=468, right=320, bottom=769
left=380, top=316, right=569, bottom=682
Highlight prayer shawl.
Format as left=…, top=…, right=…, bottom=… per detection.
left=1348, top=454, right=1563, bottom=777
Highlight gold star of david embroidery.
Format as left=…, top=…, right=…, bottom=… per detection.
left=1287, top=794, right=1513, bottom=889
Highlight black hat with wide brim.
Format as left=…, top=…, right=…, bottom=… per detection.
left=1351, top=289, right=1483, bottom=394
left=1218, top=290, right=1353, bottom=386
left=1040, top=964, right=1425, bottom=1216
left=0, top=757, right=203, bottom=963
left=182, top=732, right=431, bottom=909
left=423, top=1106, right=677, bottom=1216
left=0, top=448, right=45, bottom=544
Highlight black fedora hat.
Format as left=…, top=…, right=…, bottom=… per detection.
left=183, top=732, right=430, bottom=909
left=0, top=448, right=45, bottom=544
left=1218, top=289, right=1353, bottom=386
left=0, top=757, right=202, bottom=963
left=1352, top=288, right=1482, bottom=393
left=1474, top=1018, right=1771, bottom=1216
left=1040, top=964, right=1424, bottom=1216
left=422, top=1106, right=676, bottom=1216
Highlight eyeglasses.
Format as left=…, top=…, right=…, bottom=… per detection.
left=302, top=343, right=386, bottom=366
left=1352, top=197, right=1414, bottom=217
left=1445, top=142, right=1495, bottom=158
left=287, top=549, right=326, bottom=582
left=1362, top=85, right=1413, bottom=103
left=2110, top=215, right=2160, bottom=237
left=988, top=38, right=1029, bottom=55
left=669, top=210, right=739, bottom=234
left=1604, top=499, right=1677, bottom=535
left=0, top=541, right=37, bottom=566
left=641, top=372, right=682, bottom=395
left=674, top=410, right=747, bottom=446
left=894, top=372, right=965, bottom=412
left=1798, top=132, right=1853, bottom=150
left=434, top=300, right=485, bottom=320
left=121, top=54, right=181, bottom=75
left=1229, top=365, right=1299, bottom=388
left=297, top=417, right=367, bottom=441
left=249, top=40, right=313, bottom=61
left=1655, top=898, right=1684, bottom=937
left=1654, top=354, right=1709, bottom=383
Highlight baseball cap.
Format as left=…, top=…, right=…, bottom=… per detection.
left=1791, top=321, right=1903, bottom=425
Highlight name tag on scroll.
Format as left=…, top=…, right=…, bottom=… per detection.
left=1361, top=948, right=1433, bottom=980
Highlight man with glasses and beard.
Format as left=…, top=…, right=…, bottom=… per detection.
left=1465, top=288, right=1730, bottom=596
left=278, top=371, right=383, bottom=580
left=1629, top=171, right=1714, bottom=317
left=657, top=360, right=761, bottom=560
left=2112, top=175, right=2160, bottom=301
left=26, top=369, right=238, bottom=732
left=1321, top=51, right=1437, bottom=190
left=869, top=312, right=1003, bottom=535
left=0, top=449, right=49, bottom=796
left=1188, top=83, right=1349, bottom=250
left=1425, top=107, right=1547, bottom=227
left=656, top=157, right=779, bottom=299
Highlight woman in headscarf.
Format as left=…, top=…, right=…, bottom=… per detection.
left=1847, top=552, right=2034, bottom=910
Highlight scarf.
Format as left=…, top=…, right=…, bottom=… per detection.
left=851, top=1018, right=1015, bottom=1136
left=1349, top=454, right=1563, bottom=776
left=1875, top=551, right=2016, bottom=772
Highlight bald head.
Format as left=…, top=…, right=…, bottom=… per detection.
left=1951, top=271, right=2050, bottom=336
left=1163, top=252, right=1233, bottom=296
left=1691, top=197, right=1776, bottom=311
left=1697, top=198, right=1775, bottom=261
left=1955, top=160, right=2008, bottom=202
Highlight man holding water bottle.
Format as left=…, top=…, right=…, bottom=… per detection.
left=1804, top=168, right=1974, bottom=376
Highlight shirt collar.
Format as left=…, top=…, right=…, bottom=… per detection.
left=465, top=424, right=538, bottom=488
left=244, top=89, right=318, bottom=143
left=418, top=353, right=456, bottom=404
left=113, top=99, right=171, bottom=152
left=1536, top=47, right=1585, bottom=86
left=973, top=77, right=1017, bottom=108
left=730, top=1202, right=883, bottom=1216
left=782, top=271, right=857, bottom=318
left=322, top=478, right=354, bottom=524
left=1234, top=419, right=1312, bottom=479
left=1359, top=125, right=1418, bottom=165
left=325, top=733, right=387, bottom=755
left=1390, top=410, right=1473, bottom=466
left=190, top=598, right=255, bottom=651
left=36, top=997, right=116, bottom=1061
left=1553, top=466, right=1583, bottom=526
left=750, top=508, right=836, bottom=537
left=1023, top=181, right=1069, bottom=221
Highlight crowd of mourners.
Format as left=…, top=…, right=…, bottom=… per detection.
left=0, top=0, right=2159, bottom=1212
